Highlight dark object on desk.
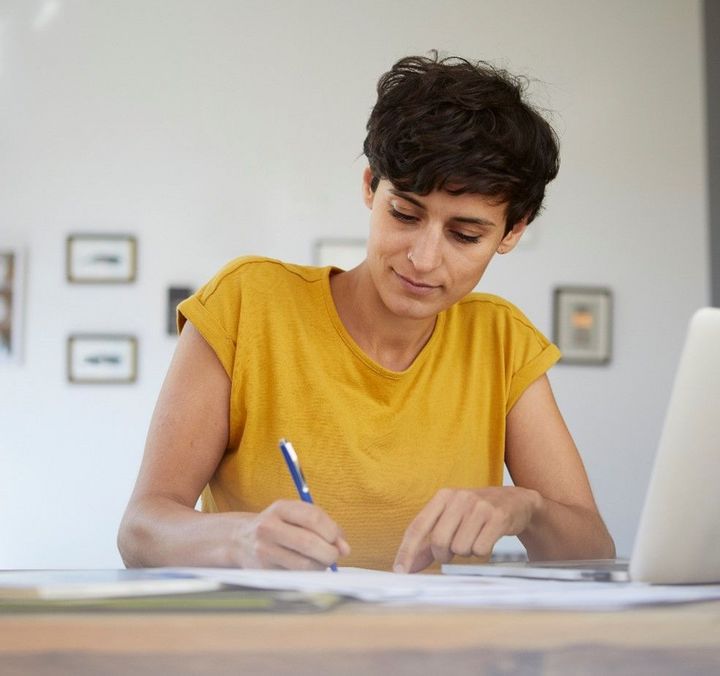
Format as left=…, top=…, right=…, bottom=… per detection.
left=0, top=589, right=343, bottom=614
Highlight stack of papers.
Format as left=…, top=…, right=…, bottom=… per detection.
left=3, top=567, right=720, bottom=611
left=169, top=567, right=720, bottom=611
left=0, top=570, right=341, bottom=614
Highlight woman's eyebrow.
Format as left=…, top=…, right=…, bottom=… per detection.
left=453, top=215, right=498, bottom=228
left=389, top=188, right=426, bottom=210
left=388, top=189, right=499, bottom=228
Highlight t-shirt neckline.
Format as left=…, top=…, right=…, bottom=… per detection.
left=320, top=266, right=447, bottom=380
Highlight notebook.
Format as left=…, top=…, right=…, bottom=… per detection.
left=444, top=307, right=720, bottom=584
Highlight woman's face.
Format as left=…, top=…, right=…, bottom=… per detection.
left=363, top=168, right=526, bottom=322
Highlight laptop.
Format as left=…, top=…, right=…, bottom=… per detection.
left=443, top=307, right=720, bottom=584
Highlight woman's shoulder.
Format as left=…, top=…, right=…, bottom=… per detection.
left=453, top=292, right=535, bottom=328
left=206, top=255, right=325, bottom=282
left=197, top=256, right=327, bottom=298
left=449, top=292, right=555, bottom=356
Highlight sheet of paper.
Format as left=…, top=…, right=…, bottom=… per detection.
left=0, top=569, right=222, bottom=600
left=167, top=567, right=720, bottom=610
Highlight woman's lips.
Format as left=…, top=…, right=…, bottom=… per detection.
left=393, top=269, right=441, bottom=295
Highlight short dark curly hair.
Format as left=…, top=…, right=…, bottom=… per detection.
left=363, top=52, right=560, bottom=232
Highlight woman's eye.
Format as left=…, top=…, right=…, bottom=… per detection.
left=452, top=231, right=481, bottom=244
left=389, top=207, right=418, bottom=223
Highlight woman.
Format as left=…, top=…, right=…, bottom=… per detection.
left=118, top=53, right=615, bottom=572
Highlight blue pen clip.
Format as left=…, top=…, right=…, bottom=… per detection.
left=279, top=438, right=338, bottom=572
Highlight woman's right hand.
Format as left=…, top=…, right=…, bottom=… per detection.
left=234, top=500, right=350, bottom=570
left=118, top=322, right=350, bottom=570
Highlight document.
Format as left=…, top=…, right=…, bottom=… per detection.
left=6, top=567, right=720, bottom=610
left=0, top=569, right=222, bottom=600
left=169, top=567, right=720, bottom=611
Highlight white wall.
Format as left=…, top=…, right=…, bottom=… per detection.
left=0, top=0, right=708, bottom=566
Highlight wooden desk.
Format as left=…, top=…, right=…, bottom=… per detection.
left=1, top=601, right=719, bottom=674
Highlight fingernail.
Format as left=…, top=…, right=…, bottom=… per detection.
left=393, top=563, right=405, bottom=574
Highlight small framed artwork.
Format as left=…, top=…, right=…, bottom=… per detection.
left=553, top=287, right=612, bottom=365
left=0, top=248, right=24, bottom=363
left=67, top=334, right=138, bottom=384
left=66, top=234, right=137, bottom=283
left=166, top=286, right=193, bottom=335
left=314, top=238, right=367, bottom=270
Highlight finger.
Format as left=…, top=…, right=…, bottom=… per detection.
left=272, top=500, right=346, bottom=547
left=393, top=491, right=449, bottom=573
left=256, top=515, right=344, bottom=568
left=471, top=513, right=512, bottom=561
left=451, top=500, right=493, bottom=557
left=336, top=537, right=351, bottom=557
left=253, top=539, right=330, bottom=571
left=428, top=494, right=473, bottom=564
left=281, top=522, right=347, bottom=568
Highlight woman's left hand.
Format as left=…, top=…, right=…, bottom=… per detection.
left=393, top=486, right=542, bottom=574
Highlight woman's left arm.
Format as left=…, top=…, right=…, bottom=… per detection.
left=504, top=373, right=615, bottom=561
left=393, top=374, right=615, bottom=573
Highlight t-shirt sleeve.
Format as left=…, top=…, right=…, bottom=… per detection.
left=505, top=312, right=562, bottom=413
left=176, top=259, right=246, bottom=378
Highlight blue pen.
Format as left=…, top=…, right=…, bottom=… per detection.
left=278, top=438, right=338, bottom=572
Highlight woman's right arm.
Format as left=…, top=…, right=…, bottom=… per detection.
left=117, top=321, right=349, bottom=569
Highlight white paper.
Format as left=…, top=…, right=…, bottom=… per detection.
left=0, top=569, right=222, bottom=600
left=167, top=567, right=720, bottom=610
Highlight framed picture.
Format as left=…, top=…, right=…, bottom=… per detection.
left=166, top=286, right=193, bottom=335
left=553, top=287, right=612, bottom=365
left=0, top=248, right=24, bottom=363
left=67, top=334, right=138, bottom=384
left=314, top=238, right=367, bottom=270
left=66, top=234, right=137, bottom=283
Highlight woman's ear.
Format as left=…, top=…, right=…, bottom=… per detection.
left=497, top=218, right=529, bottom=254
left=362, top=166, right=376, bottom=209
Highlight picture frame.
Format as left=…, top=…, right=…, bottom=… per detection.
left=166, top=286, right=193, bottom=336
left=313, top=238, right=367, bottom=270
left=553, top=286, right=612, bottom=365
left=67, top=334, right=138, bottom=384
left=66, top=234, right=137, bottom=283
left=0, top=247, right=25, bottom=363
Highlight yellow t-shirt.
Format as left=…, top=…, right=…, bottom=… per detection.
left=178, top=256, right=561, bottom=570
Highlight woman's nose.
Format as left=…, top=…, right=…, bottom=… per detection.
left=407, top=228, right=442, bottom=272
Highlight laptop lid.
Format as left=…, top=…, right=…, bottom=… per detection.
left=629, top=307, right=720, bottom=583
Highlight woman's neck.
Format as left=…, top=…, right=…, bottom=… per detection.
left=329, top=263, right=437, bottom=372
